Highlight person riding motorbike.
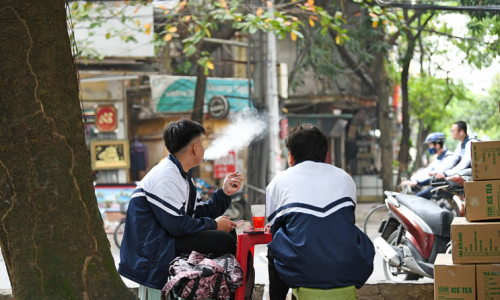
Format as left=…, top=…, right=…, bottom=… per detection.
left=401, top=132, right=454, bottom=199
left=431, top=121, right=475, bottom=179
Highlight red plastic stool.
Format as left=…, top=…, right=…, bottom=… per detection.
left=235, top=232, right=273, bottom=300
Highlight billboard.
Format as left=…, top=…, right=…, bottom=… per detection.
left=214, top=151, right=236, bottom=179
left=150, top=75, right=252, bottom=113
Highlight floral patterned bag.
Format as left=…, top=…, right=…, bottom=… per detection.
left=161, top=251, right=243, bottom=300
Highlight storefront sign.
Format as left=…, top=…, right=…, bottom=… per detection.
left=214, top=151, right=236, bottom=179
left=90, top=140, right=130, bottom=170
left=95, top=105, right=117, bottom=132
left=209, top=95, right=230, bottom=120
left=279, top=118, right=288, bottom=139
left=150, top=75, right=252, bottom=114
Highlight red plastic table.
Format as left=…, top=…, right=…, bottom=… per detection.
left=235, top=232, right=273, bottom=300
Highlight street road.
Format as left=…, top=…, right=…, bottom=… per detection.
left=0, top=203, right=432, bottom=290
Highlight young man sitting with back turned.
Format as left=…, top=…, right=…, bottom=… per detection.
left=119, top=118, right=243, bottom=290
left=265, top=123, right=375, bottom=300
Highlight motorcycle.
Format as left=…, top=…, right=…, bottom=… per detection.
left=373, top=169, right=470, bottom=281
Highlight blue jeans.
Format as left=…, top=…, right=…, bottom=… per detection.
left=416, top=187, right=433, bottom=199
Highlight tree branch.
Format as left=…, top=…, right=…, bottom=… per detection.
left=288, top=28, right=314, bottom=86
left=388, top=11, right=423, bottom=45
left=411, top=12, right=434, bottom=42
left=328, top=30, right=375, bottom=91
left=444, top=93, right=454, bottom=107
left=408, top=26, right=494, bottom=44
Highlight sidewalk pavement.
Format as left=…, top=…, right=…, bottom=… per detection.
left=0, top=202, right=398, bottom=290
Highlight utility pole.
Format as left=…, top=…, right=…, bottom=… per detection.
left=246, top=0, right=281, bottom=206
left=266, top=2, right=280, bottom=181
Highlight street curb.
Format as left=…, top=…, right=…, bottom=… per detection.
left=0, top=281, right=434, bottom=299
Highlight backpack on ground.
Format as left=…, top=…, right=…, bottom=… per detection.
left=161, top=251, right=243, bottom=300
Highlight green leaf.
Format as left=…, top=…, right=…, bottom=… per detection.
left=291, top=29, right=304, bottom=39
left=204, top=27, right=211, bottom=37
left=249, top=25, right=257, bottom=34
left=320, top=27, right=329, bottom=36
left=185, top=44, right=197, bottom=56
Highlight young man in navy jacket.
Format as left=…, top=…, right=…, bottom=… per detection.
left=265, top=124, right=374, bottom=299
left=119, top=119, right=243, bottom=290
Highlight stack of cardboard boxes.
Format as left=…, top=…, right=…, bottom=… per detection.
left=435, top=141, right=500, bottom=300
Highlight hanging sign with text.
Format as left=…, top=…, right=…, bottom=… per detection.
left=95, top=105, right=117, bottom=132
left=214, top=151, right=236, bottom=179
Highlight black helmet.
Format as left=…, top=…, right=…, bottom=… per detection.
left=424, top=132, right=445, bottom=144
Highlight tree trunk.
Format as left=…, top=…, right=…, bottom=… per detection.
left=191, top=65, right=207, bottom=178
left=396, top=12, right=433, bottom=184
left=0, top=1, right=136, bottom=299
left=414, top=117, right=426, bottom=171
left=397, top=33, right=415, bottom=185
left=159, top=44, right=171, bottom=75
left=372, top=52, right=394, bottom=193
left=191, top=65, right=207, bottom=125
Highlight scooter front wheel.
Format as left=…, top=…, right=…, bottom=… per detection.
left=383, top=231, right=421, bottom=281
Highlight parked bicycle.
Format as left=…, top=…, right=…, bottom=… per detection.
left=363, top=178, right=419, bottom=238
left=114, top=201, right=128, bottom=249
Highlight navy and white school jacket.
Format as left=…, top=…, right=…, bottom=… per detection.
left=118, top=155, right=232, bottom=289
left=266, top=161, right=375, bottom=289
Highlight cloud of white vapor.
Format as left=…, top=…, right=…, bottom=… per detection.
left=204, top=109, right=268, bottom=160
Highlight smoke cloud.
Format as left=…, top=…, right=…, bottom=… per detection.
left=204, top=109, right=268, bottom=160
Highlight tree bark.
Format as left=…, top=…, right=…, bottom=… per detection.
left=397, top=31, right=415, bottom=184
left=190, top=22, right=238, bottom=125
left=0, top=1, right=136, bottom=299
left=372, top=52, right=394, bottom=193
left=191, top=64, right=206, bottom=178
left=397, top=13, right=433, bottom=184
left=414, top=117, right=425, bottom=171
left=191, top=64, right=207, bottom=125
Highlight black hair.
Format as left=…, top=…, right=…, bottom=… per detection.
left=163, top=118, right=206, bottom=154
left=454, top=121, right=467, bottom=134
left=285, top=123, right=328, bottom=164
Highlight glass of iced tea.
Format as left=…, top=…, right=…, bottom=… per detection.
left=251, top=205, right=265, bottom=231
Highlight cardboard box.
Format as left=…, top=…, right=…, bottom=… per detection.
left=452, top=217, right=500, bottom=264
left=464, top=180, right=500, bottom=221
left=476, top=264, right=500, bottom=300
left=472, top=141, right=500, bottom=181
left=434, top=254, right=476, bottom=300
